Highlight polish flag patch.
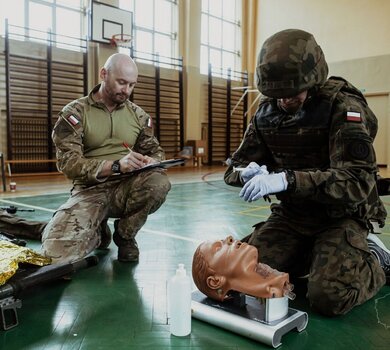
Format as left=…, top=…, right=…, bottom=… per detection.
left=67, top=115, right=79, bottom=125
left=346, top=111, right=361, bottom=122
left=147, top=117, right=153, bottom=128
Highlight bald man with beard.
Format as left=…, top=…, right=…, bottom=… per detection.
left=42, top=54, right=171, bottom=264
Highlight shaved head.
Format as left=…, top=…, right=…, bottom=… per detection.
left=104, top=53, right=138, bottom=75
left=96, top=53, right=139, bottom=109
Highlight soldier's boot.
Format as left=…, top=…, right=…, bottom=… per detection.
left=113, top=220, right=139, bottom=262
left=367, top=233, right=390, bottom=284
left=97, top=219, right=112, bottom=250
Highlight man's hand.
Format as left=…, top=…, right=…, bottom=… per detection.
left=143, top=155, right=158, bottom=165
left=239, top=172, right=288, bottom=202
left=120, top=151, right=151, bottom=172
left=240, top=162, right=269, bottom=183
left=100, top=152, right=158, bottom=178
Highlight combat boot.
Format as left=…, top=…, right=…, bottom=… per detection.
left=367, top=233, right=390, bottom=284
left=113, top=220, right=139, bottom=262
left=97, top=219, right=112, bottom=249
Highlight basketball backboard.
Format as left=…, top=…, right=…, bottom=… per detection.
left=90, top=1, right=133, bottom=45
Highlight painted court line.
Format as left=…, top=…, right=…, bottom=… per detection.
left=2, top=199, right=389, bottom=240
left=0, top=198, right=202, bottom=244
left=139, top=228, right=202, bottom=244
left=0, top=199, right=57, bottom=213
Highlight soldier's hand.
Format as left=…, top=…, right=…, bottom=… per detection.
left=239, top=172, right=287, bottom=202
left=143, top=155, right=158, bottom=165
left=120, top=151, right=146, bottom=172
left=240, top=162, right=269, bottom=183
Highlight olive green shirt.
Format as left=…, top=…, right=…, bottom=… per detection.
left=52, top=84, right=165, bottom=185
left=82, top=93, right=142, bottom=160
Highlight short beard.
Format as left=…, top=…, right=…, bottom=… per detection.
left=114, top=93, right=128, bottom=103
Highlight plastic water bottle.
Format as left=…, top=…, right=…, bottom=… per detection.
left=168, top=263, right=192, bottom=336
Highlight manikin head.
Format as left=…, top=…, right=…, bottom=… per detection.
left=99, top=53, right=138, bottom=106
left=192, top=236, right=291, bottom=302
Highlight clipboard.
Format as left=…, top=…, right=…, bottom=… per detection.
left=129, top=158, right=185, bottom=174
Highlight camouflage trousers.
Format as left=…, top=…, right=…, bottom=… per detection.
left=246, top=204, right=386, bottom=316
left=0, top=210, right=46, bottom=239
left=41, top=170, right=171, bottom=263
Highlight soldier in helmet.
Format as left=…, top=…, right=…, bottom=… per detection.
left=224, top=29, right=390, bottom=316
left=41, top=53, right=171, bottom=264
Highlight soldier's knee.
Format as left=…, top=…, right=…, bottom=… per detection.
left=307, top=278, right=356, bottom=316
left=42, top=238, right=89, bottom=264
left=145, top=172, right=171, bottom=201
left=42, top=220, right=100, bottom=264
left=156, top=173, right=171, bottom=195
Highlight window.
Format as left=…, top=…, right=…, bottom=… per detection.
left=0, top=0, right=85, bottom=50
left=119, top=0, right=178, bottom=65
left=0, top=0, right=25, bottom=37
left=200, top=0, right=242, bottom=77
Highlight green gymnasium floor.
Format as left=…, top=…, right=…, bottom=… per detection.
left=1, top=174, right=390, bottom=350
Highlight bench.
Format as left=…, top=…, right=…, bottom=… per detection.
left=0, top=156, right=58, bottom=192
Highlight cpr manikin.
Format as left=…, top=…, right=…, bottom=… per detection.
left=192, top=236, right=295, bottom=301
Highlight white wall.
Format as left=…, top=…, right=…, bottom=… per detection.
left=257, top=0, right=390, bottom=63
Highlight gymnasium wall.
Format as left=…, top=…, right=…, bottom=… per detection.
left=1, top=0, right=390, bottom=166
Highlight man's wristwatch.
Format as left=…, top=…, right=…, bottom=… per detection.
left=111, top=160, right=121, bottom=174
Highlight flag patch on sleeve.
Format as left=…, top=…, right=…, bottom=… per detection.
left=346, top=111, right=361, bottom=122
left=67, top=115, right=79, bottom=126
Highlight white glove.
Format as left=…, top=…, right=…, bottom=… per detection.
left=240, top=162, right=269, bottom=183
left=239, top=172, right=288, bottom=202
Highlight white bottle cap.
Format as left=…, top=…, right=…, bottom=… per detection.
left=176, top=263, right=186, bottom=277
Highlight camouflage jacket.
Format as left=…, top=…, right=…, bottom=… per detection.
left=52, top=84, right=165, bottom=186
left=225, top=77, right=387, bottom=226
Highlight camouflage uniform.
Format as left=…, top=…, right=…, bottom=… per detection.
left=225, top=29, right=387, bottom=316
left=41, top=84, right=171, bottom=263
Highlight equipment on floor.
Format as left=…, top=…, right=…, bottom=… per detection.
left=0, top=255, right=99, bottom=331
left=1, top=206, right=35, bottom=214
left=191, top=290, right=308, bottom=348
left=0, top=232, right=26, bottom=246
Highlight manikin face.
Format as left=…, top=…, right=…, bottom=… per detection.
left=193, top=236, right=291, bottom=301
left=100, top=64, right=137, bottom=105
left=201, top=236, right=258, bottom=278
left=278, top=90, right=308, bottom=114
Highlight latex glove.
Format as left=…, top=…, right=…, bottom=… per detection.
left=240, top=162, right=269, bottom=183
left=239, top=172, right=288, bottom=202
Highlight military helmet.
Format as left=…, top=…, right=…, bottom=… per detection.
left=256, top=29, right=328, bottom=98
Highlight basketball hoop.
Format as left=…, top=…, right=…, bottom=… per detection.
left=110, top=34, right=132, bottom=48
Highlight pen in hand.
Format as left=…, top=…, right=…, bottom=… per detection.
left=122, top=142, right=133, bottom=153
left=122, top=141, right=150, bottom=167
